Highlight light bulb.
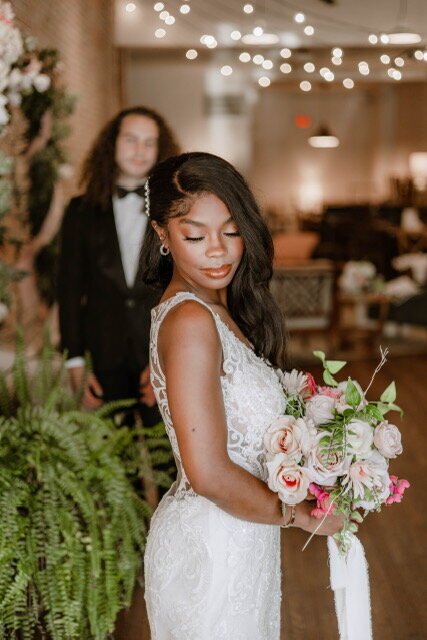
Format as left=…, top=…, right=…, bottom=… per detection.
left=414, top=50, right=424, bottom=60
left=258, top=76, right=271, bottom=87
left=243, top=3, right=254, bottom=13
left=154, top=3, right=164, bottom=11
left=239, top=52, right=251, bottom=62
left=368, top=34, right=378, bottom=44
left=253, top=26, right=264, bottom=36
left=262, top=59, right=273, bottom=70
left=280, top=63, right=292, bottom=74
left=294, top=12, right=305, bottom=23
left=126, top=2, right=136, bottom=12
left=304, top=62, right=315, bottom=73
left=343, top=78, right=354, bottom=89
left=155, top=28, right=166, bottom=38
left=380, top=54, right=390, bottom=64
left=180, top=4, right=190, bottom=14
left=231, top=30, right=242, bottom=40
left=221, top=65, right=233, bottom=76
left=280, top=48, right=292, bottom=59
left=300, top=80, right=312, bottom=91
left=186, top=49, right=198, bottom=59
left=165, top=15, right=175, bottom=25
left=395, top=57, right=404, bottom=67
left=304, top=26, right=314, bottom=36
left=332, top=56, right=342, bottom=66
left=253, top=54, right=264, bottom=65
left=332, top=47, right=343, bottom=57
left=380, top=34, right=390, bottom=44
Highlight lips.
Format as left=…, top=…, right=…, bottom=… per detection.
left=201, top=264, right=232, bottom=279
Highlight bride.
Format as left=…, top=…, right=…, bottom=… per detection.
left=140, top=152, right=343, bottom=639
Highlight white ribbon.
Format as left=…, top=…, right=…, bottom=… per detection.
left=327, top=535, right=372, bottom=640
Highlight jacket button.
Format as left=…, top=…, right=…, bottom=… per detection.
left=125, top=297, right=136, bottom=309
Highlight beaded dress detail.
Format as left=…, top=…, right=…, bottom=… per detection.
left=144, top=292, right=286, bottom=639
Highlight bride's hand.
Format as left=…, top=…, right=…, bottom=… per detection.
left=293, top=500, right=345, bottom=536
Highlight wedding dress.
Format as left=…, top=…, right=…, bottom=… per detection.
left=144, top=291, right=286, bottom=640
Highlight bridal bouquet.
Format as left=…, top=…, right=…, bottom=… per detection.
left=265, top=350, right=410, bottom=553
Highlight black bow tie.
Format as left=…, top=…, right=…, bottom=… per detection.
left=116, top=185, right=145, bottom=199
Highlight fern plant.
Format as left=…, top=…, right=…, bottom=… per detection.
left=0, top=330, right=173, bottom=639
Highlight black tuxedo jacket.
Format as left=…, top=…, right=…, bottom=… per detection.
left=58, top=195, right=162, bottom=372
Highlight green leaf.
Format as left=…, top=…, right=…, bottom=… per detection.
left=380, top=381, right=396, bottom=404
left=345, top=380, right=361, bottom=407
left=365, top=404, right=384, bottom=422
left=387, top=402, right=404, bottom=416
left=350, top=511, right=364, bottom=523
left=323, top=369, right=338, bottom=387
left=325, top=360, right=347, bottom=374
left=313, top=350, right=326, bottom=362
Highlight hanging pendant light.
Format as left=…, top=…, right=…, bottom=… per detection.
left=385, top=0, right=421, bottom=44
left=308, top=125, right=340, bottom=148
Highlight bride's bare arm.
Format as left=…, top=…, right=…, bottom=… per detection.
left=159, top=300, right=343, bottom=535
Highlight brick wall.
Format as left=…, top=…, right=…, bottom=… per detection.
left=12, top=0, right=120, bottom=191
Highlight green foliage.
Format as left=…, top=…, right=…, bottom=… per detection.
left=0, top=329, right=173, bottom=639
left=313, top=351, right=346, bottom=387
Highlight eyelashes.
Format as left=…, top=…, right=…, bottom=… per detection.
left=184, top=232, right=241, bottom=243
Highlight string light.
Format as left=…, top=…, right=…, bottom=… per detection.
left=165, top=15, right=175, bottom=25
left=380, top=54, right=390, bottom=64
left=280, top=48, right=292, bottom=59
left=414, top=50, right=424, bottom=60
left=155, top=28, right=166, bottom=38
left=368, top=34, right=378, bottom=44
left=280, top=63, right=292, bottom=74
left=394, top=57, right=405, bottom=67
left=239, top=52, right=251, bottom=62
left=253, top=54, right=264, bottom=65
left=304, top=26, right=314, bottom=36
left=332, top=56, right=342, bottom=65
left=154, top=2, right=164, bottom=11
left=125, top=2, right=136, bottom=12
left=253, top=26, right=264, bottom=36
left=300, top=80, right=312, bottom=91
left=221, top=65, right=233, bottom=76
left=332, top=48, right=343, bottom=57
left=304, top=62, right=315, bottom=73
left=319, top=67, right=330, bottom=77
left=324, top=71, right=334, bottom=81
left=258, top=76, right=271, bottom=87
left=159, top=10, right=169, bottom=20
left=380, top=34, right=390, bottom=43
left=358, top=61, right=370, bottom=75
left=231, top=30, right=242, bottom=41
left=243, top=3, right=254, bottom=13
left=294, top=12, right=305, bottom=23
left=180, top=4, right=190, bottom=14
left=262, top=59, right=273, bottom=70
left=186, top=49, right=198, bottom=59
left=343, top=78, right=354, bottom=89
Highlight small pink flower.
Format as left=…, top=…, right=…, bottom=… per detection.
left=304, top=372, right=317, bottom=397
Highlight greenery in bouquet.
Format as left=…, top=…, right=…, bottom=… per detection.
left=0, top=330, right=173, bottom=640
left=265, top=350, right=410, bottom=554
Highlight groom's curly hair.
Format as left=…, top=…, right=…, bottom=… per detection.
left=140, top=152, right=288, bottom=369
left=79, top=106, right=180, bottom=211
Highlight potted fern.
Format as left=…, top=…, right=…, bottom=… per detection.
left=0, top=331, right=173, bottom=640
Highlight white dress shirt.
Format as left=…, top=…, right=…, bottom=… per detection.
left=65, top=191, right=148, bottom=369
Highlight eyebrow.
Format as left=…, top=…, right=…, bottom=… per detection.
left=179, top=216, right=234, bottom=227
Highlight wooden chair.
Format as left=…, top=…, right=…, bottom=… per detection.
left=270, top=259, right=337, bottom=350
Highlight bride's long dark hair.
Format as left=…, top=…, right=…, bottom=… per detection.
left=140, top=152, right=287, bottom=369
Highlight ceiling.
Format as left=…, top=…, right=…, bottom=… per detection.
left=115, top=0, right=427, bottom=82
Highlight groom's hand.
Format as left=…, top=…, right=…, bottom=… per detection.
left=139, top=365, right=156, bottom=407
left=68, top=366, right=104, bottom=409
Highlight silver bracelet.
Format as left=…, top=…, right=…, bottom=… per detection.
left=280, top=502, right=296, bottom=528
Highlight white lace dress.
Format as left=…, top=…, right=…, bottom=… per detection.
left=144, top=292, right=286, bottom=639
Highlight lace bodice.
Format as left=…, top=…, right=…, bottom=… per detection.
left=150, top=291, right=286, bottom=498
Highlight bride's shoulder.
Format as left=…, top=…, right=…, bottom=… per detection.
left=159, top=298, right=220, bottom=350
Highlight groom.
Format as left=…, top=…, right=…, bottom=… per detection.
left=58, top=106, right=179, bottom=424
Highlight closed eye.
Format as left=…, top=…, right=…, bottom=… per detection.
left=184, top=236, right=204, bottom=242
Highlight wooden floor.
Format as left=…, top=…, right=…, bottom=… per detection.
left=115, top=355, right=427, bottom=640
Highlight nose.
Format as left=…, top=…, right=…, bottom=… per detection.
left=205, top=234, right=226, bottom=258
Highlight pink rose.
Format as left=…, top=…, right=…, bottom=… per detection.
left=306, top=433, right=352, bottom=485
left=305, top=394, right=336, bottom=426
left=264, top=415, right=315, bottom=464
left=266, top=454, right=311, bottom=504
left=316, top=386, right=342, bottom=399
left=373, top=422, right=403, bottom=459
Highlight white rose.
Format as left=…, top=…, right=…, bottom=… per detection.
left=33, top=73, right=50, bottom=92
left=373, top=421, right=402, bottom=459
left=266, top=454, right=311, bottom=505
left=307, top=433, right=352, bottom=485
left=343, top=450, right=390, bottom=506
left=346, top=419, right=374, bottom=458
left=264, top=415, right=315, bottom=464
left=305, top=394, right=336, bottom=426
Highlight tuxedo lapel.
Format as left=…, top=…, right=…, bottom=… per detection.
left=94, top=203, right=129, bottom=293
